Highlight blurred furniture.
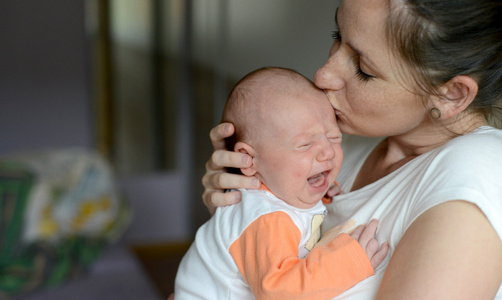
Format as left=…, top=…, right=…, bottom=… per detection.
left=0, top=149, right=160, bottom=299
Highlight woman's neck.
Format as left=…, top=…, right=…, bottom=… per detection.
left=351, top=112, right=488, bottom=191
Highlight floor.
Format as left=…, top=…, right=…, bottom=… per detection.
left=132, top=241, right=192, bottom=299
left=15, top=245, right=163, bottom=300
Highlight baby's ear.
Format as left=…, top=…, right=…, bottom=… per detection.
left=234, top=141, right=257, bottom=176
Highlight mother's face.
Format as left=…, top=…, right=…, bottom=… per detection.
left=314, top=0, right=429, bottom=138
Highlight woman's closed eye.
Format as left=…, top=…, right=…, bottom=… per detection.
left=355, top=64, right=375, bottom=82
left=332, top=30, right=375, bottom=82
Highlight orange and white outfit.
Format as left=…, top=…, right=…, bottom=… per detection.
left=175, top=187, right=374, bottom=300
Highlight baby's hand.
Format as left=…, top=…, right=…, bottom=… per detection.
left=322, top=181, right=344, bottom=204
left=350, top=219, right=389, bottom=269
left=329, top=181, right=344, bottom=196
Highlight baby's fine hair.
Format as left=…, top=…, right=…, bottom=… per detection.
left=222, top=67, right=316, bottom=151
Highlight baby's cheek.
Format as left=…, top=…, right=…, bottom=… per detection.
left=294, top=171, right=305, bottom=180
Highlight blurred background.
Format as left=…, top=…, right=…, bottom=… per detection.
left=0, top=0, right=340, bottom=298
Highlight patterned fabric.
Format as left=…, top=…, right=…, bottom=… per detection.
left=0, top=149, right=131, bottom=298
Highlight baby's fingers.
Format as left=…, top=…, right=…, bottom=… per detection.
left=351, top=219, right=379, bottom=249
left=370, top=242, right=389, bottom=269
left=326, top=182, right=343, bottom=197
left=350, top=224, right=365, bottom=241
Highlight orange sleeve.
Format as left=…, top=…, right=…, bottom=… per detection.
left=229, top=211, right=374, bottom=300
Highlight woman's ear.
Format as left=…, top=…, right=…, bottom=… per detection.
left=435, top=75, right=478, bottom=120
left=234, top=141, right=257, bottom=176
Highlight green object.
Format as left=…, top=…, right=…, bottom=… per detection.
left=0, top=151, right=131, bottom=298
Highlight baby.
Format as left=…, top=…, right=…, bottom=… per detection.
left=175, top=67, right=388, bottom=299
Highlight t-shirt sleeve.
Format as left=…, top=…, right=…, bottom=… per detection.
left=406, top=130, right=502, bottom=242
left=229, top=211, right=374, bottom=300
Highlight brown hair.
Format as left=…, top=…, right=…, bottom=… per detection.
left=388, top=0, right=502, bottom=128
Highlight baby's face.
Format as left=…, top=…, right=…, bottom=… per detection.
left=252, top=88, right=342, bottom=209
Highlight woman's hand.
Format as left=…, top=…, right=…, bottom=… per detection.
left=202, top=123, right=261, bottom=214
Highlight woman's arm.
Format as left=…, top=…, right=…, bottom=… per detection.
left=202, top=123, right=260, bottom=214
left=376, top=200, right=502, bottom=299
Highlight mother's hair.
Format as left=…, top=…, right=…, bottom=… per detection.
left=388, top=0, right=502, bottom=128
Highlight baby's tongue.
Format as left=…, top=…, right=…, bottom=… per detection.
left=308, top=172, right=325, bottom=188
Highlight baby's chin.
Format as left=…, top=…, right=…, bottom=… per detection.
left=292, top=189, right=329, bottom=209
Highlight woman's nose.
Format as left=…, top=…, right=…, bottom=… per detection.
left=313, top=52, right=344, bottom=91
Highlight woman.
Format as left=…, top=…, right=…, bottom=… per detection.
left=202, top=0, right=502, bottom=298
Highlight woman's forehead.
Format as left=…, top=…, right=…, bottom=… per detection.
left=339, top=0, right=401, bottom=79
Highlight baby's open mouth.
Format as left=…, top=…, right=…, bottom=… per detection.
left=308, top=171, right=329, bottom=188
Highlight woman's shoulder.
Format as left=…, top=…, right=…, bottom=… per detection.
left=429, top=127, right=502, bottom=241
left=424, top=126, right=502, bottom=176
left=451, top=126, right=502, bottom=143
left=440, top=126, right=502, bottom=158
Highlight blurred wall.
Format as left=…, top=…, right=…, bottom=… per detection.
left=0, top=1, right=92, bottom=154
left=194, top=0, right=339, bottom=80
left=0, top=0, right=342, bottom=244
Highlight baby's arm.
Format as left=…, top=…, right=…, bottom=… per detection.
left=316, top=219, right=389, bottom=270
left=230, top=213, right=386, bottom=299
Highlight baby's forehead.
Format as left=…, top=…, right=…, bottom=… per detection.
left=239, top=68, right=328, bottom=117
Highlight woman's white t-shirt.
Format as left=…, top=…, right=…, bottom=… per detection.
left=323, top=126, right=502, bottom=299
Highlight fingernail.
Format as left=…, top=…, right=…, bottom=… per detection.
left=242, top=155, right=250, bottom=165
left=252, top=179, right=260, bottom=188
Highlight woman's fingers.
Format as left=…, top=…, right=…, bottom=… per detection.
left=209, top=122, right=235, bottom=150
left=202, top=163, right=258, bottom=191
left=207, top=149, right=252, bottom=172
left=202, top=170, right=260, bottom=214
left=202, top=190, right=242, bottom=215
left=202, top=122, right=259, bottom=214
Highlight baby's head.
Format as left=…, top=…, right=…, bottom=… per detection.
left=222, top=67, right=343, bottom=208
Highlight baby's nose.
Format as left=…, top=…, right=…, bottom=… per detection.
left=316, top=141, right=335, bottom=161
